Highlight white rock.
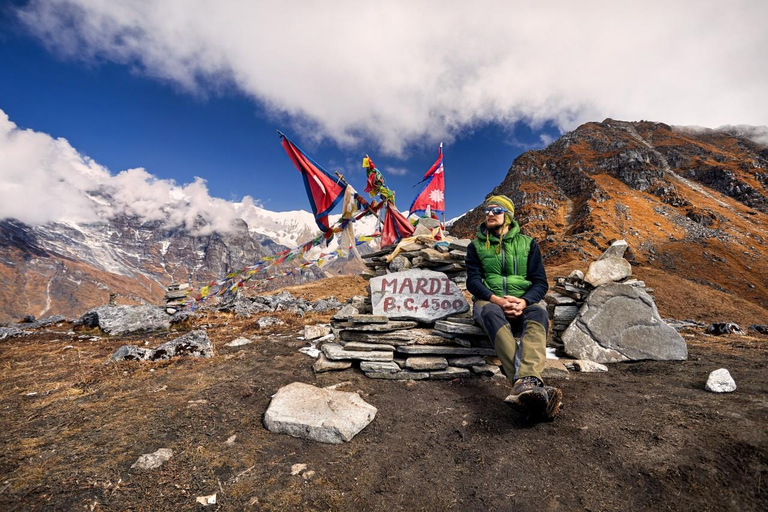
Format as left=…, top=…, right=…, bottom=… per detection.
left=304, top=324, right=331, bottom=340
left=264, top=382, right=377, bottom=444
left=562, top=360, right=609, bottom=372
left=195, top=494, right=217, bottom=506
left=131, top=448, right=173, bottom=470
left=584, top=257, right=632, bottom=287
left=291, top=463, right=308, bottom=476
left=705, top=368, right=737, bottom=393
left=225, top=337, right=252, bottom=347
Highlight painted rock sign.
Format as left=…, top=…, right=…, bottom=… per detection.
left=370, top=269, right=469, bottom=322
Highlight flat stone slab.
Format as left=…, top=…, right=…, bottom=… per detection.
left=370, top=269, right=469, bottom=322
left=397, top=345, right=496, bottom=356
left=470, top=364, right=501, bottom=377
left=338, top=320, right=419, bottom=332
left=263, top=382, right=376, bottom=444
left=429, top=367, right=472, bottom=380
left=349, top=314, right=389, bottom=324
left=542, top=359, right=569, bottom=380
left=313, top=354, right=353, bottom=373
left=433, top=320, right=486, bottom=336
left=343, top=341, right=397, bottom=352
left=562, top=283, right=687, bottom=363
left=322, top=343, right=393, bottom=361
left=447, top=356, right=486, bottom=368
left=332, top=305, right=360, bottom=321
left=365, top=370, right=430, bottom=380
left=405, top=356, right=449, bottom=371
left=360, top=361, right=401, bottom=373
left=340, top=328, right=465, bottom=346
left=598, top=239, right=628, bottom=260
left=80, top=305, right=179, bottom=335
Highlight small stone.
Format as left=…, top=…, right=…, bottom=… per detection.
left=313, top=354, right=353, bottom=373
left=584, top=257, right=632, bottom=287
left=224, top=435, right=237, bottom=445
left=405, top=356, right=449, bottom=371
left=598, top=239, right=629, bottom=260
left=388, top=256, right=412, bottom=272
left=470, top=364, right=501, bottom=377
left=131, top=448, right=173, bottom=470
left=304, top=324, right=332, bottom=340
left=291, top=463, right=308, bottom=476
left=332, top=305, right=360, bottom=321
left=257, top=316, right=285, bottom=329
left=196, top=494, right=217, bottom=506
left=705, top=368, right=737, bottom=393
left=429, top=366, right=471, bottom=380
left=360, top=361, right=401, bottom=373
left=484, top=356, right=502, bottom=366
left=225, top=337, right=252, bottom=347
left=567, top=360, right=608, bottom=372
left=542, top=359, right=569, bottom=380
left=568, top=269, right=585, bottom=281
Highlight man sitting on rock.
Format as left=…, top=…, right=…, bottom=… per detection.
left=465, top=195, right=562, bottom=420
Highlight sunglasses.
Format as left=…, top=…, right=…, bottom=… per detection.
left=483, top=207, right=509, bottom=216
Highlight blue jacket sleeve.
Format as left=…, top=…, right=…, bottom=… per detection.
left=520, top=239, right=549, bottom=306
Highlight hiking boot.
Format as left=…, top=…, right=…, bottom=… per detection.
left=542, top=385, right=563, bottom=420
left=504, top=376, right=548, bottom=413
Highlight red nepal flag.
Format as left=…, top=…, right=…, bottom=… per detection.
left=280, top=133, right=346, bottom=232
left=409, top=143, right=445, bottom=216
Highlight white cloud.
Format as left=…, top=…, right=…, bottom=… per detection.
left=0, top=108, right=252, bottom=232
left=384, top=166, right=409, bottom=177
left=17, top=0, right=768, bottom=156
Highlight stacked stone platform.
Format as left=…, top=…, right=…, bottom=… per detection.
left=315, top=311, right=503, bottom=380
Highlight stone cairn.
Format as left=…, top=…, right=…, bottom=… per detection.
left=164, top=282, right=190, bottom=313
left=544, top=241, right=652, bottom=353
left=315, top=225, right=505, bottom=380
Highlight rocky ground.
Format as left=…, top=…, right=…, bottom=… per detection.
left=1, top=274, right=767, bottom=511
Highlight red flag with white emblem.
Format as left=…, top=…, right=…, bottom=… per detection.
left=409, top=143, right=445, bottom=216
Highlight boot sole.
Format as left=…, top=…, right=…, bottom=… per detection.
left=544, top=387, right=563, bottom=420
left=509, top=388, right=549, bottom=415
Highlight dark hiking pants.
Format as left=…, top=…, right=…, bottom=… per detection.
left=472, top=300, right=549, bottom=384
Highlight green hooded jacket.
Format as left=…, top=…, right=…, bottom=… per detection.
left=472, top=220, right=532, bottom=298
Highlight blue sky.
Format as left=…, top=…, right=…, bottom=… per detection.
left=0, top=5, right=558, bottom=218
left=1, top=1, right=766, bottom=228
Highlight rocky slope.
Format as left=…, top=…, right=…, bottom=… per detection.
left=451, top=119, right=768, bottom=310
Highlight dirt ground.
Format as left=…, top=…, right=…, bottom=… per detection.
left=1, top=275, right=767, bottom=511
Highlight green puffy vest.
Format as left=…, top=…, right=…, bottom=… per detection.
left=472, top=220, right=532, bottom=298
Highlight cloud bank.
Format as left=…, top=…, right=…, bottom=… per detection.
left=0, top=109, right=253, bottom=232
left=17, top=0, right=768, bottom=155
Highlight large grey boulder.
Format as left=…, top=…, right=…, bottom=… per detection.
left=79, top=305, right=189, bottom=335
left=110, top=330, right=213, bottom=361
left=263, top=382, right=376, bottom=444
left=562, top=283, right=687, bottom=363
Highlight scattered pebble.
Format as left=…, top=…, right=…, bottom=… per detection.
left=291, top=463, right=308, bottom=476
left=131, top=448, right=173, bottom=470
left=225, top=435, right=237, bottom=445
left=195, top=493, right=217, bottom=506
